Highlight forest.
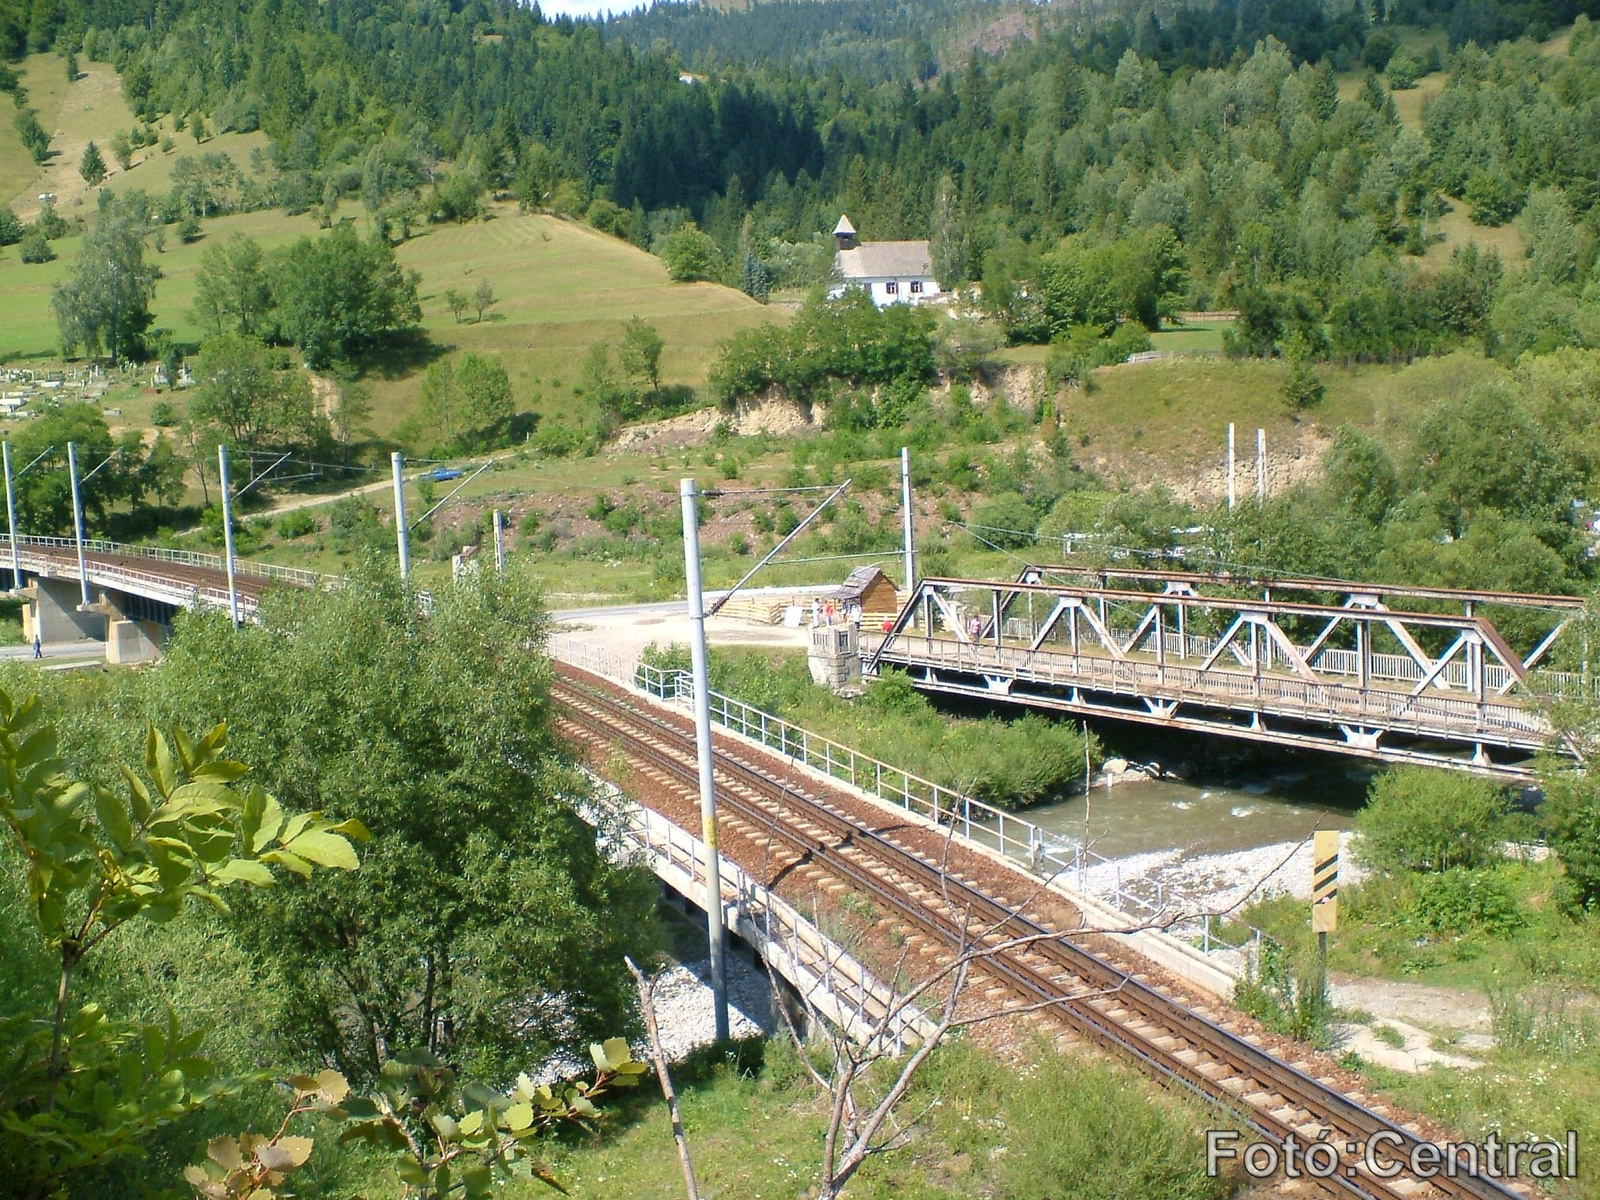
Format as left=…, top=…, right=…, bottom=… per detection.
left=6, top=0, right=1600, bottom=361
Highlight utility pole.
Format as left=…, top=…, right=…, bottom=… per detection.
left=679, top=477, right=729, bottom=1043
left=2, top=442, right=19, bottom=592
left=217, top=445, right=240, bottom=625
left=1256, top=427, right=1266, bottom=501
left=1226, top=423, right=1236, bottom=510
left=900, top=447, right=915, bottom=594
left=391, top=452, right=410, bottom=582
left=493, top=508, right=505, bottom=574
left=66, top=442, right=90, bottom=608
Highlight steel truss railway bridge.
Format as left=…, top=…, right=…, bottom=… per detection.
left=866, top=565, right=1594, bottom=779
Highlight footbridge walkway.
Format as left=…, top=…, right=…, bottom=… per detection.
left=866, top=566, right=1594, bottom=778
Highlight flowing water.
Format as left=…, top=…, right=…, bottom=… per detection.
left=1023, top=762, right=1372, bottom=862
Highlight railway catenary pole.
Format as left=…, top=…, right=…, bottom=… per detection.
left=66, top=442, right=91, bottom=608
left=900, top=447, right=915, bottom=613
left=2, top=442, right=19, bottom=591
left=493, top=508, right=505, bottom=574
left=679, top=476, right=729, bottom=1042
left=217, top=445, right=240, bottom=626
left=1256, top=427, right=1266, bottom=500
left=391, top=452, right=410, bottom=583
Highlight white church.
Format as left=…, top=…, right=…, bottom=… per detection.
left=826, top=215, right=944, bottom=308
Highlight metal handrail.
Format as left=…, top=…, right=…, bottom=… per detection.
left=0, top=535, right=338, bottom=590
left=547, top=634, right=1271, bottom=959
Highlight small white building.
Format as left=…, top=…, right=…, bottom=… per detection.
left=826, top=215, right=943, bottom=308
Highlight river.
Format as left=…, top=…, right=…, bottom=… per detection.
left=1025, top=761, right=1372, bottom=861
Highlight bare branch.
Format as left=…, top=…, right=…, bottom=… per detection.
left=625, top=956, right=700, bottom=1200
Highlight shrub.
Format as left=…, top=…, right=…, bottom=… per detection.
left=1464, top=169, right=1523, bottom=227
left=971, top=491, right=1038, bottom=547
left=276, top=509, right=317, bottom=539
left=657, top=220, right=722, bottom=282
left=1355, top=767, right=1510, bottom=874
left=1540, top=763, right=1600, bottom=908
left=17, top=226, right=53, bottom=264
left=1407, top=866, right=1524, bottom=935
left=1282, top=359, right=1325, bottom=409
left=1234, top=940, right=1332, bottom=1047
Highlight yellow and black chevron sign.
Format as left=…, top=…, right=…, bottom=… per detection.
left=1311, top=829, right=1338, bottom=933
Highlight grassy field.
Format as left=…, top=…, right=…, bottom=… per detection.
left=374, top=208, right=777, bottom=438
left=0, top=201, right=782, bottom=439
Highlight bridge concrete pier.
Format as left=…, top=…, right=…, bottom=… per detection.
left=21, top=576, right=107, bottom=646
left=91, top=589, right=166, bottom=664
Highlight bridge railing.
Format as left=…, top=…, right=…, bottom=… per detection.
left=548, top=634, right=1267, bottom=959
left=1013, top=620, right=1594, bottom=700
left=867, top=633, right=1550, bottom=747
left=0, top=535, right=338, bottom=591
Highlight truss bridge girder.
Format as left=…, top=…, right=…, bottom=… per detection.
left=864, top=576, right=1578, bottom=778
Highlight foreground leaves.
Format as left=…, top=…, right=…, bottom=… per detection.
left=0, top=689, right=367, bottom=1198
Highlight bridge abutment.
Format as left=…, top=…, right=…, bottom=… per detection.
left=21, top=576, right=107, bottom=645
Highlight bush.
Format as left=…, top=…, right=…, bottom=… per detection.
left=276, top=509, right=317, bottom=539
left=1354, top=767, right=1511, bottom=874
left=1464, top=169, right=1523, bottom=227
left=971, top=490, right=1038, bottom=547
left=1407, top=867, right=1524, bottom=935
left=657, top=220, right=722, bottom=282
left=1233, top=940, right=1332, bottom=1047
left=1540, top=764, right=1600, bottom=908
left=17, top=226, right=53, bottom=264
left=1282, top=359, right=1325, bottom=409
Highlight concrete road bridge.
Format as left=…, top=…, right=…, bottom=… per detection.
left=865, top=565, right=1594, bottom=779
left=1, top=535, right=333, bottom=662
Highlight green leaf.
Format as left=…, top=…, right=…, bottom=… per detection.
left=324, top=817, right=372, bottom=843
left=191, top=759, right=250, bottom=782
left=119, top=767, right=153, bottom=826
left=504, top=1102, right=534, bottom=1132
left=212, top=859, right=275, bottom=886
left=93, top=788, right=134, bottom=851
left=258, top=848, right=311, bottom=877
left=147, top=728, right=178, bottom=799
left=281, top=829, right=360, bottom=871
left=206, top=1135, right=242, bottom=1171
left=458, top=1110, right=485, bottom=1136
left=242, top=788, right=284, bottom=855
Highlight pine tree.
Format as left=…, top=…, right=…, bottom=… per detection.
left=79, top=140, right=107, bottom=185
left=740, top=252, right=771, bottom=302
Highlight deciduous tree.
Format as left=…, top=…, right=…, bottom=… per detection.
left=143, top=568, right=662, bottom=1083
left=51, top=198, right=158, bottom=361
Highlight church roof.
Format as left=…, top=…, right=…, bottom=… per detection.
left=833, top=213, right=857, bottom=235
left=835, top=240, right=934, bottom=279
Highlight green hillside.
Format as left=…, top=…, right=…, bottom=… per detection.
left=0, top=200, right=780, bottom=437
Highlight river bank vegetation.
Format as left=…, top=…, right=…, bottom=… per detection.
left=640, top=643, right=1098, bottom=811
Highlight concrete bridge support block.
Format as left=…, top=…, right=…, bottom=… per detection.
left=22, top=576, right=107, bottom=645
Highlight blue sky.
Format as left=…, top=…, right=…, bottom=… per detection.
left=536, top=0, right=654, bottom=18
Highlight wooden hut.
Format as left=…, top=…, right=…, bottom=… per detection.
left=834, top=567, right=900, bottom=622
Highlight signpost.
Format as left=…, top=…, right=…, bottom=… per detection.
left=1312, top=829, right=1338, bottom=996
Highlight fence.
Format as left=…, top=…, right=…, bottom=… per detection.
left=548, top=634, right=1268, bottom=959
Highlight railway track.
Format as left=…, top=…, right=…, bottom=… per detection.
left=552, top=665, right=1528, bottom=1200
